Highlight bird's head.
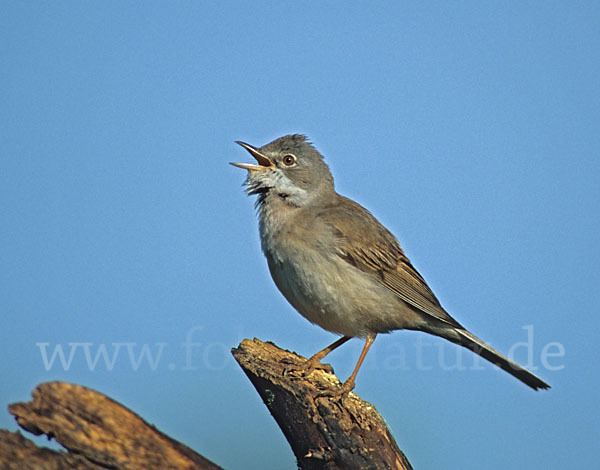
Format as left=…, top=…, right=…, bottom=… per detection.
left=231, top=134, right=334, bottom=208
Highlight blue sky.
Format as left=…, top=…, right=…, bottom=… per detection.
left=1, top=2, right=598, bottom=469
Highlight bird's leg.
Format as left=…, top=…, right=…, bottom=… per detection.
left=283, top=336, right=352, bottom=377
left=319, top=334, right=376, bottom=397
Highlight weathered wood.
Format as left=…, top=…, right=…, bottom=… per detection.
left=6, top=382, right=222, bottom=470
left=231, top=338, right=413, bottom=470
left=0, top=429, right=106, bottom=469
left=1, top=339, right=414, bottom=469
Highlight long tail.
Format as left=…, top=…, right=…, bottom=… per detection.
left=452, top=329, right=550, bottom=391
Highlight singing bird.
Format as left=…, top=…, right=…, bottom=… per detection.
left=232, top=134, right=550, bottom=395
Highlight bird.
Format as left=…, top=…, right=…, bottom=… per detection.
left=231, top=134, right=550, bottom=395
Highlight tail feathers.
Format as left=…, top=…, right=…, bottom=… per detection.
left=454, top=329, right=550, bottom=391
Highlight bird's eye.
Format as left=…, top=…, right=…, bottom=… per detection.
left=282, top=154, right=297, bottom=166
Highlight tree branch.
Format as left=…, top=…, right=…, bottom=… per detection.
left=5, top=381, right=222, bottom=470
left=231, top=338, right=413, bottom=470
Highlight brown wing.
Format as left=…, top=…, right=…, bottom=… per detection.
left=321, top=195, right=462, bottom=329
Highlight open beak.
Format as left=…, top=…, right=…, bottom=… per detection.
left=230, top=141, right=275, bottom=170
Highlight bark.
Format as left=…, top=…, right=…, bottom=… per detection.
left=231, top=338, right=413, bottom=470
left=4, top=381, right=222, bottom=470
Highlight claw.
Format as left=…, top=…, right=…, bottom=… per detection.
left=317, top=377, right=356, bottom=399
left=281, top=357, right=334, bottom=378
left=303, top=360, right=334, bottom=376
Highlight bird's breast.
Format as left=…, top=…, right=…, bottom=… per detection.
left=259, top=221, right=414, bottom=336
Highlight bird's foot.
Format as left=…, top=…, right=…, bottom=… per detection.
left=317, top=377, right=356, bottom=398
left=281, top=356, right=334, bottom=378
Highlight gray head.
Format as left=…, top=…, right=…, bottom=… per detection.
left=231, top=134, right=335, bottom=207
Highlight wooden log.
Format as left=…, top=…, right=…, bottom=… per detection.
left=231, top=338, right=413, bottom=470
left=6, top=381, right=222, bottom=470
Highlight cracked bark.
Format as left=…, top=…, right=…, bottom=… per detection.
left=232, top=338, right=413, bottom=470
left=3, top=382, right=222, bottom=470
